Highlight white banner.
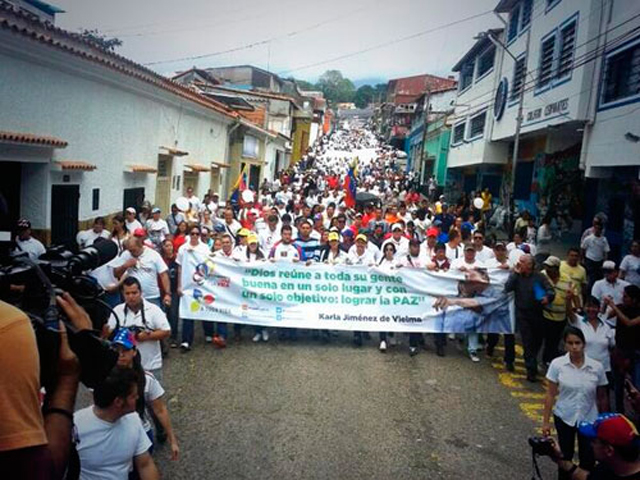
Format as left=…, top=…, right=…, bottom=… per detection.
left=178, top=254, right=515, bottom=333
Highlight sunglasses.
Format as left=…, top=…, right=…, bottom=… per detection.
left=190, top=232, right=199, bottom=236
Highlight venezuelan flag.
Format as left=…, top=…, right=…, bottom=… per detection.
left=229, top=163, right=249, bottom=205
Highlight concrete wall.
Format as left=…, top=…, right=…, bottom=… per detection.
left=0, top=37, right=232, bottom=230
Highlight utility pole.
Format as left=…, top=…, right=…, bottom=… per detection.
left=418, top=90, right=431, bottom=191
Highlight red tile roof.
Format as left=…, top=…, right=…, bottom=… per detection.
left=387, top=74, right=458, bottom=105
left=54, top=160, right=96, bottom=171
left=126, top=164, right=157, bottom=173
left=0, top=130, right=68, bottom=147
left=0, top=3, right=239, bottom=121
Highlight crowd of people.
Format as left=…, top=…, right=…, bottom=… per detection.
left=2, top=125, right=640, bottom=479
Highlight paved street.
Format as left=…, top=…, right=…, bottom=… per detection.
left=151, top=330, right=556, bottom=479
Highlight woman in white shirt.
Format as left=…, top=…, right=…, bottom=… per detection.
left=241, top=235, right=269, bottom=343
left=570, top=296, right=615, bottom=377
left=375, top=242, right=397, bottom=352
left=542, top=326, right=609, bottom=478
left=320, top=232, right=347, bottom=265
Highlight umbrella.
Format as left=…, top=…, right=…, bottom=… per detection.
left=356, top=191, right=380, bottom=207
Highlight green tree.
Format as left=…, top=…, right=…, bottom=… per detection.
left=78, top=29, right=123, bottom=52
left=291, top=78, right=317, bottom=91
left=316, top=70, right=355, bottom=105
left=353, top=85, right=375, bottom=108
left=373, top=83, right=388, bottom=102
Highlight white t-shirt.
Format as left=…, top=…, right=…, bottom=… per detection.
left=269, top=242, right=301, bottom=262
left=142, top=371, right=165, bottom=432
left=574, top=316, right=615, bottom=372
left=76, top=229, right=110, bottom=249
left=450, top=258, right=485, bottom=271
left=620, top=254, right=640, bottom=287
left=259, top=227, right=281, bottom=253
left=475, top=246, right=496, bottom=263
left=222, top=219, right=242, bottom=238
left=113, top=247, right=168, bottom=299
left=546, top=353, right=608, bottom=426
left=591, top=278, right=630, bottom=305
left=445, top=243, right=463, bottom=263
left=13, top=236, right=46, bottom=260
left=107, top=300, right=170, bottom=370
left=581, top=234, right=610, bottom=262
left=74, top=407, right=151, bottom=480
left=125, top=219, right=142, bottom=234
left=145, top=219, right=170, bottom=245
left=381, top=236, right=409, bottom=259
left=347, top=248, right=376, bottom=266
left=398, top=253, right=429, bottom=269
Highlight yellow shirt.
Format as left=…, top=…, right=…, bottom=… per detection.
left=543, top=272, right=574, bottom=322
left=560, top=261, right=587, bottom=306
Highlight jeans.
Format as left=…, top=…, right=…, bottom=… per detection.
left=487, top=334, right=516, bottom=365
left=409, top=333, right=421, bottom=347
left=181, top=319, right=214, bottom=345
left=554, top=415, right=595, bottom=480
left=166, top=294, right=180, bottom=342
left=585, top=258, right=604, bottom=293
left=541, top=318, right=566, bottom=364
left=467, top=333, right=479, bottom=354
left=215, top=323, right=228, bottom=339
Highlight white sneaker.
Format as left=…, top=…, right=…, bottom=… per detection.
left=379, top=340, right=387, bottom=352
left=205, top=336, right=213, bottom=343
left=448, top=333, right=456, bottom=340
left=469, top=352, right=480, bottom=363
left=252, top=333, right=262, bottom=343
left=262, top=330, right=269, bottom=342
left=180, top=342, right=190, bottom=351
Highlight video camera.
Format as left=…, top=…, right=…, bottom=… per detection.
left=0, top=239, right=120, bottom=389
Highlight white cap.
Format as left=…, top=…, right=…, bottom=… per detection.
left=391, top=223, right=403, bottom=231
left=125, top=207, right=136, bottom=214
left=602, top=260, right=617, bottom=270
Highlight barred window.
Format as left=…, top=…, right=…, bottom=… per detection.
left=469, top=112, right=487, bottom=139
left=602, top=42, right=640, bottom=105
left=557, top=21, right=577, bottom=79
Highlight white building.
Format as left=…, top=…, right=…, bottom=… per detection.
left=0, top=4, right=262, bottom=246
left=448, top=0, right=639, bottom=256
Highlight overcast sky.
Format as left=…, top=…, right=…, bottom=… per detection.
left=54, top=0, right=502, bottom=83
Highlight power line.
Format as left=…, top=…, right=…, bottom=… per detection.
left=277, top=10, right=494, bottom=76
left=143, top=3, right=372, bottom=67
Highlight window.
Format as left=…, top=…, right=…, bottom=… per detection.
left=452, top=122, right=466, bottom=145
left=546, top=0, right=561, bottom=11
left=92, top=188, right=99, bottom=211
left=602, top=40, right=640, bottom=106
left=557, top=20, right=577, bottom=79
left=242, top=135, right=258, bottom=158
left=476, top=47, right=495, bottom=80
left=508, top=5, right=520, bottom=42
left=459, top=62, right=474, bottom=91
left=538, top=34, right=556, bottom=88
left=521, top=0, right=533, bottom=29
left=469, top=111, right=487, bottom=139
left=511, top=56, right=527, bottom=100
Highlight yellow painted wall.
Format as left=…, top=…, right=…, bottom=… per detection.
left=291, top=118, right=311, bottom=165
left=225, top=130, right=267, bottom=198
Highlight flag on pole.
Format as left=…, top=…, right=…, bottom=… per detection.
left=343, top=158, right=358, bottom=208
left=230, top=164, right=249, bottom=205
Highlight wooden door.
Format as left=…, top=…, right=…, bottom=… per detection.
left=155, top=155, right=172, bottom=213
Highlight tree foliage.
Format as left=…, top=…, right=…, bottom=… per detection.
left=78, top=29, right=123, bottom=52
left=316, top=70, right=356, bottom=105
left=353, top=85, right=375, bottom=108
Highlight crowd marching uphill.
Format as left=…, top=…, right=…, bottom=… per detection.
left=5, top=124, right=640, bottom=479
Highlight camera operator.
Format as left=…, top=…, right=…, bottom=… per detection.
left=12, top=218, right=46, bottom=261
left=545, top=414, right=640, bottom=479
left=0, top=293, right=89, bottom=479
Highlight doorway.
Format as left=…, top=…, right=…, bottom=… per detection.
left=155, top=155, right=172, bottom=214
left=51, top=185, right=79, bottom=248
left=183, top=171, right=198, bottom=196
left=0, top=162, right=21, bottom=233
left=123, top=187, right=145, bottom=213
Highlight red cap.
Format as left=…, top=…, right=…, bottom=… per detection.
left=579, top=414, right=640, bottom=447
left=426, top=227, right=439, bottom=237
left=133, top=228, right=147, bottom=237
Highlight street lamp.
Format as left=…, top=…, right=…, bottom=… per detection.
left=475, top=28, right=531, bottom=237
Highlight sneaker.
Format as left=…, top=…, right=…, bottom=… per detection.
left=469, top=351, right=480, bottom=363
left=409, top=346, right=418, bottom=356
left=506, top=362, right=515, bottom=372
left=205, top=336, right=213, bottom=343
left=212, top=335, right=227, bottom=349
left=436, top=345, right=445, bottom=357
left=262, top=330, right=269, bottom=342
left=170, top=340, right=179, bottom=348
left=379, top=340, right=387, bottom=352
left=252, top=333, right=262, bottom=343
left=180, top=342, right=190, bottom=352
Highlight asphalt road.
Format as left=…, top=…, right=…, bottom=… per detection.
left=150, top=329, right=556, bottom=480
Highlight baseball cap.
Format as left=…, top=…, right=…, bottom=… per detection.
left=543, top=256, right=561, bottom=268
left=112, top=328, right=137, bottom=350
left=426, top=227, right=439, bottom=238
left=579, top=413, right=640, bottom=447
left=133, top=228, right=147, bottom=237
left=328, top=232, right=340, bottom=242
left=342, top=229, right=354, bottom=238
left=16, top=218, right=31, bottom=230
left=356, top=233, right=368, bottom=243
left=602, top=260, right=617, bottom=271
left=125, top=207, right=136, bottom=214
left=247, top=234, right=259, bottom=244
left=494, top=241, right=506, bottom=249
left=151, top=207, right=161, bottom=214
left=464, top=243, right=475, bottom=251
left=237, top=228, right=251, bottom=237
left=391, top=223, right=403, bottom=231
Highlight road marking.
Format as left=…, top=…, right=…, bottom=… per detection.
left=511, top=391, right=546, bottom=399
